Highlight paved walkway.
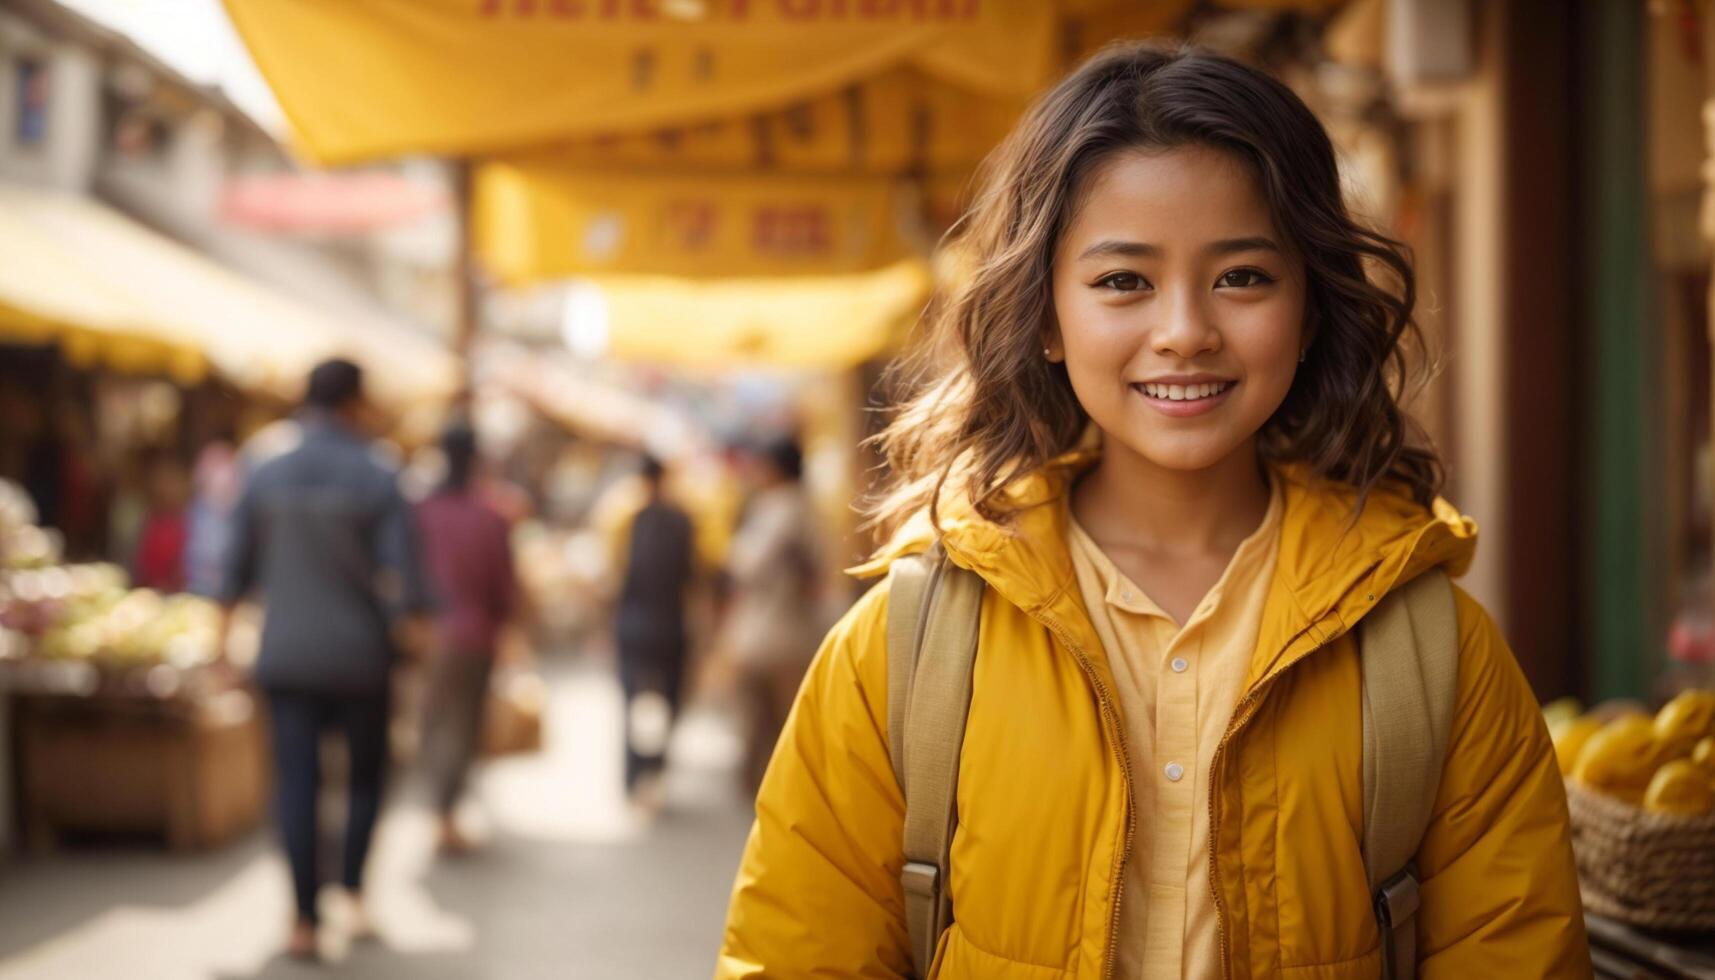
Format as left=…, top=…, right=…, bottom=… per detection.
left=0, top=658, right=754, bottom=979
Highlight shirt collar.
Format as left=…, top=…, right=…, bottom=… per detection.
left=1065, top=470, right=1285, bottom=627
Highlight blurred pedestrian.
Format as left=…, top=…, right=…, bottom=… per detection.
left=722, top=436, right=824, bottom=796
left=415, top=423, right=519, bottom=854
left=614, top=455, right=695, bottom=813
left=215, top=358, right=432, bottom=960
left=132, top=453, right=190, bottom=593
left=184, top=439, right=242, bottom=597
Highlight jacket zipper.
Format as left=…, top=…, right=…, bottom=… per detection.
left=1205, top=630, right=1336, bottom=980
left=1035, top=614, right=1135, bottom=980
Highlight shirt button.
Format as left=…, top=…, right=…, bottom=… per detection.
left=1164, top=762, right=1185, bottom=782
left=1120, top=590, right=1133, bottom=602
left=1170, top=657, right=1188, bottom=673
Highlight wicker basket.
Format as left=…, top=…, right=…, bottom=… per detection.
left=1566, top=782, right=1715, bottom=931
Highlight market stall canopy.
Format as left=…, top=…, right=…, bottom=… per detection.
left=559, top=257, right=929, bottom=369
left=0, top=193, right=206, bottom=383
left=224, top=0, right=1198, bottom=280
left=0, top=182, right=459, bottom=408
left=222, top=0, right=1063, bottom=166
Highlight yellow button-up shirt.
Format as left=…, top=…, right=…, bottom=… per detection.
left=1066, top=477, right=1284, bottom=979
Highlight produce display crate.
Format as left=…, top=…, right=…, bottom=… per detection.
left=12, top=684, right=266, bottom=852
left=1568, top=782, right=1715, bottom=933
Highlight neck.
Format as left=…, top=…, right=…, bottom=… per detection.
left=1071, top=436, right=1270, bottom=558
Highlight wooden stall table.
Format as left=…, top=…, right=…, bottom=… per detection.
left=3, top=658, right=266, bottom=852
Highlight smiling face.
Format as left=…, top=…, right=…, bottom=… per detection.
left=1049, top=144, right=1309, bottom=473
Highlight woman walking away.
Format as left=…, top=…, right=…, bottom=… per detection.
left=416, top=424, right=519, bottom=854
left=722, top=436, right=826, bottom=797
left=717, top=43, right=1590, bottom=979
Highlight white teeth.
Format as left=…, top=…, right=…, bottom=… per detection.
left=1141, top=381, right=1229, bottom=401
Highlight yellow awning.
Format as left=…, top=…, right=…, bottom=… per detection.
left=0, top=198, right=207, bottom=382
left=560, top=258, right=929, bottom=370
left=0, top=183, right=459, bottom=408
left=223, top=0, right=1059, bottom=166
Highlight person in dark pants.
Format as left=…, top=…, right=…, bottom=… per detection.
left=215, top=359, right=431, bottom=961
left=614, top=455, right=695, bottom=813
left=415, top=424, right=518, bottom=854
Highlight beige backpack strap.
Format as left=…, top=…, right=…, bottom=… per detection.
left=1359, top=567, right=1460, bottom=980
left=885, top=551, right=933, bottom=792
left=883, top=544, right=984, bottom=977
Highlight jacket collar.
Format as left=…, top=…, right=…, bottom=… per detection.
left=297, top=407, right=366, bottom=446
left=851, top=447, right=1478, bottom=691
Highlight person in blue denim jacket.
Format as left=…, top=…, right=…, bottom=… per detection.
left=216, top=357, right=433, bottom=960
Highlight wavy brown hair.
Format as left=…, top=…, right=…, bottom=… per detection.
left=867, top=42, right=1443, bottom=539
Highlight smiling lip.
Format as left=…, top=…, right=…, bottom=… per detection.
left=1131, top=376, right=1236, bottom=418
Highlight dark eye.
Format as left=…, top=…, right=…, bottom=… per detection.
left=1096, top=272, right=1150, bottom=292
left=1218, top=268, right=1276, bottom=288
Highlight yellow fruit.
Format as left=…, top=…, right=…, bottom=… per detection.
left=1692, top=737, right=1715, bottom=777
left=1643, top=760, right=1715, bottom=816
left=1654, top=690, right=1715, bottom=759
left=1571, top=715, right=1662, bottom=804
left=1541, top=697, right=1583, bottom=729
left=1550, top=716, right=1605, bottom=777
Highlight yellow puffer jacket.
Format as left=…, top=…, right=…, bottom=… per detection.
left=717, top=455, right=1591, bottom=979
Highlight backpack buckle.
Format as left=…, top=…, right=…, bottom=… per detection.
left=902, top=860, right=940, bottom=902
left=1374, top=867, right=1421, bottom=928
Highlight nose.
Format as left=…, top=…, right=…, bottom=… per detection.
left=1151, top=286, right=1221, bottom=359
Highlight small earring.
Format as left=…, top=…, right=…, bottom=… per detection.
left=1298, top=349, right=1308, bottom=364
left=1043, top=347, right=1054, bottom=359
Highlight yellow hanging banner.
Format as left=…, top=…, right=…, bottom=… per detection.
left=223, top=0, right=1058, bottom=165
left=475, top=163, right=919, bottom=281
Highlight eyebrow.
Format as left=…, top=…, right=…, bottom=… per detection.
left=1075, top=236, right=1282, bottom=260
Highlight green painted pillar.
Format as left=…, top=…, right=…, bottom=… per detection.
left=1581, top=0, right=1663, bottom=701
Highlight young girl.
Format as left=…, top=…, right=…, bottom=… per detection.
left=716, top=44, right=1590, bottom=979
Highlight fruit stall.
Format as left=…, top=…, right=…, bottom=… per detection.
left=0, top=481, right=264, bottom=852
left=1547, top=691, right=1715, bottom=975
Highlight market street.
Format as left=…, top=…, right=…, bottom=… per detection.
left=0, top=657, right=753, bottom=980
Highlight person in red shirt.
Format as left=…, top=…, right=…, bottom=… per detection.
left=133, top=454, right=190, bottom=593
left=415, top=424, right=519, bottom=853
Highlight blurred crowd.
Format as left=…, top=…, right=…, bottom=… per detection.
left=84, top=356, right=834, bottom=961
